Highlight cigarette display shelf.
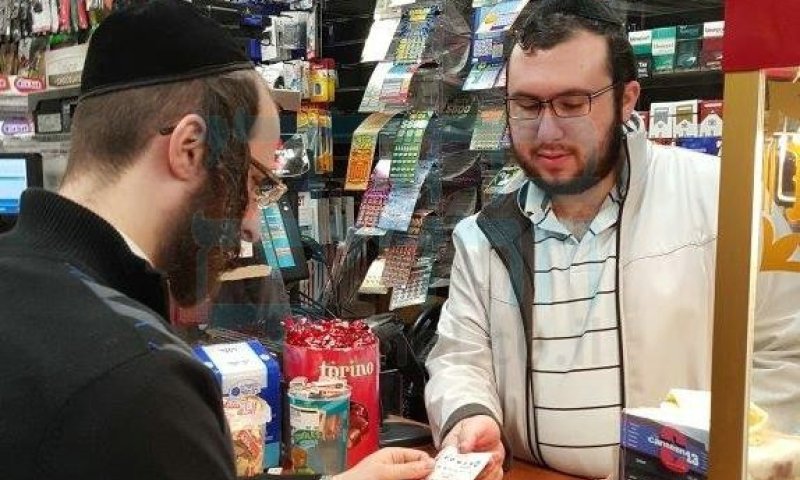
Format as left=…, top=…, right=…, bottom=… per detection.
left=637, top=70, right=724, bottom=110
left=617, top=0, right=725, bottom=110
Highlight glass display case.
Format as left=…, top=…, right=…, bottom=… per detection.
left=709, top=1, right=800, bottom=478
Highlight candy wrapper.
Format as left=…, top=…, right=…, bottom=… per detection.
left=224, top=396, right=271, bottom=478
left=284, top=319, right=380, bottom=468
left=287, top=378, right=351, bottom=475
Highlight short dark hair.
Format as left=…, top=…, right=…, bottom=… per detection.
left=65, top=69, right=260, bottom=184
left=65, top=69, right=261, bottom=227
left=510, top=9, right=637, bottom=105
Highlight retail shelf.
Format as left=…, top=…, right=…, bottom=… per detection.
left=639, top=70, right=724, bottom=90
left=32, top=132, right=72, bottom=143
left=0, top=86, right=80, bottom=116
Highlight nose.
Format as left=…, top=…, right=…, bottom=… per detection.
left=240, top=202, right=261, bottom=243
left=535, top=106, right=565, bottom=143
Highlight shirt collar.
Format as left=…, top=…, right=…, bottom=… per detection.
left=116, top=229, right=153, bottom=266
left=519, top=165, right=629, bottom=237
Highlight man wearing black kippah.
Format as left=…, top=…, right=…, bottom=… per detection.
left=0, top=1, right=435, bottom=480
left=426, top=0, right=800, bottom=478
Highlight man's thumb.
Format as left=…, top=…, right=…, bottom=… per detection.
left=386, top=459, right=435, bottom=480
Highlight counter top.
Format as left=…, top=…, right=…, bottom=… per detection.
left=505, top=460, right=583, bottom=479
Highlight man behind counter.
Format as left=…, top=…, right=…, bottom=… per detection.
left=0, top=1, right=434, bottom=479
left=425, top=0, right=800, bottom=479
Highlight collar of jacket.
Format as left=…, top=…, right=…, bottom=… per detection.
left=7, top=188, right=170, bottom=320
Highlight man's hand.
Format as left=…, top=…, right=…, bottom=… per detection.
left=334, top=448, right=435, bottom=480
left=441, top=415, right=505, bottom=480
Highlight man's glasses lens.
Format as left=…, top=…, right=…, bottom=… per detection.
left=509, top=95, right=592, bottom=120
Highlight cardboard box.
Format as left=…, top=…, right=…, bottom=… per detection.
left=673, top=100, right=699, bottom=138
left=649, top=102, right=675, bottom=139
left=45, top=44, right=87, bottom=88
left=675, top=25, right=702, bottom=72
left=194, top=341, right=282, bottom=469
left=629, top=30, right=652, bottom=78
left=621, top=409, right=709, bottom=480
left=701, top=21, right=724, bottom=71
left=699, top=100, right=724, bottom=137
left=652, top=27, right=677, bottom=75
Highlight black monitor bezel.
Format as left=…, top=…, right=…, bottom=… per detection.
left=0, top=153, right=43, bottom=230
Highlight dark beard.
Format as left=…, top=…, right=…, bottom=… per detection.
left=165, top=177, right=243, bottom=307
left=523, top=114, right=624, bottom=196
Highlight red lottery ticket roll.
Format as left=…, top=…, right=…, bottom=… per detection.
left=283, top=319, right=380, bottom=468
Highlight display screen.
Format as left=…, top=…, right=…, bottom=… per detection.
left=0, top=159, right=27, bottom=215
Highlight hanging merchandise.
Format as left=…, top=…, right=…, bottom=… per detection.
left=355, top=188, right=390, bottom=236
left=470, top=104, right=508, bottom=151
left=389, top=257, right=433, bottom=310
left=388, top=110, right=432, bottom=185
left=345, top=112, right=396, bottom=191
left=381, top=233, right=419, bottom=287
left=361, top=17, right=400, bottom=63
left=358, top=257, right=390, bottom=295
left=359, top=61, right=394, bottom=113
left=379, top=159, right=432, bottom=231
left=298, top=106, right=333, bottom=174
left=391, top=4, right=437, bottom=64
left=31, top=0, right=56, bottom=33
left=463, top=0, right=524, bottom=94
left=378, top=62, right=417, bottom=107
left=474, top=0, right=525, bottom=34
left=463, top=61, right=502, bottom=91
left=309, top=58, right=336, bottom=103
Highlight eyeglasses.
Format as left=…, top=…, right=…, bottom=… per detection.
left=249, top=158, right=288, bottom=207
left=158, top=124, right=288, bottom=207
left=506, top=83, right=618, bottom=121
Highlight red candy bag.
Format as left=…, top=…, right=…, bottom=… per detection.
left=283, top=319, right=380, bottom=468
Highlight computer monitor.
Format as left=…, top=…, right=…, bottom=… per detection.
left=0, top=153, right=43, bottom=233
left=259, top=195, right=309, bottom=283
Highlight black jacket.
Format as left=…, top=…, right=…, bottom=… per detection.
left=0, top=189, right=236, bottom=480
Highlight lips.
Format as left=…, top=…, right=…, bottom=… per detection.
left=535, top=151, right=573, bottom=170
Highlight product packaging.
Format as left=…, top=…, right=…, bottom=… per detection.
left=629, top=30, right=653, bottom=79
left=283, top=319, right=380, bottom=468
left=701, top=21, right=724, bottom=71
left=649, top=102, right=675, bottom=139
left=699, top=100, right=724, bottom=137
left=673, top=100, right=699, bottom=138
left=652, top=26, right=677, bottom=75
left=287, top=378, right=351, bottom=475
left=193, top=341, right=282, bottom=470
left=675, top=24, right=702, bottom=72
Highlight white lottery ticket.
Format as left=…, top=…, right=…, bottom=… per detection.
left=428, top=446, right=492, bottom=480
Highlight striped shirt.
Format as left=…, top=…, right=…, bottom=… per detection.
left=523, top=181, right=624, bottom=478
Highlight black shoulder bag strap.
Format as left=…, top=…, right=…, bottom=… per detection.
left=475, top=186, right=546, bottom=467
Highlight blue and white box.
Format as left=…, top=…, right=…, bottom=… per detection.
left=194, top=340, right=282, bottom=469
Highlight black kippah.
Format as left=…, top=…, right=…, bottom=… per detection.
left=532, top=0, right=623, bottom=26
left=80, top=0, right=254, bottom=100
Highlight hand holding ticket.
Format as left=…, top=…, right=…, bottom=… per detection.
left=428, top=446, right=493, bottom=480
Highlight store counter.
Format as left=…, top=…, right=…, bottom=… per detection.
left=503, top=461, right=583, bottom=479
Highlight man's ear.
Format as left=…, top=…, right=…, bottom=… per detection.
left=621, top=80, right=641, bottom=122
left=167, top=114, right=207, bottom=182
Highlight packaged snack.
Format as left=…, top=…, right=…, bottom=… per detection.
left=284, top=319, right=380, bottom=468
left=287, top=377, right=351, bottom=475
left=194, top=341, right=282, bottom=470
left=224, top=396, right=271, bottom=478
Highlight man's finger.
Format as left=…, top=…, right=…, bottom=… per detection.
left=387, top=448, right=432, bottom=464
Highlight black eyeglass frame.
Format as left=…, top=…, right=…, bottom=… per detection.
left=505, top=82, right=620, bottom=121
left=158, top=124, right=288, bottom=207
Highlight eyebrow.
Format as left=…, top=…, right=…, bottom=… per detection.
left=508, top=88, right=597, bottom=99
